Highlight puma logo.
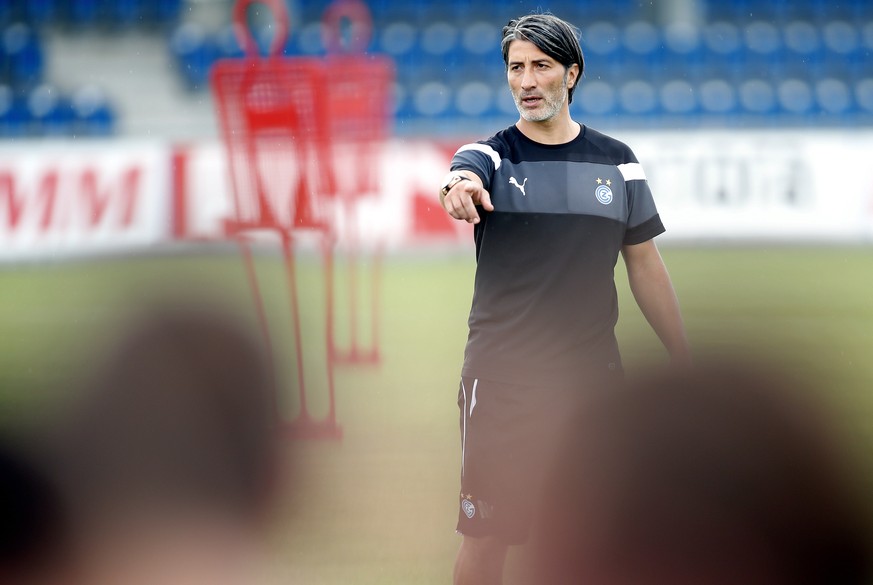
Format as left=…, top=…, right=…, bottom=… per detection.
left=509, top=176, right=528, bottom=196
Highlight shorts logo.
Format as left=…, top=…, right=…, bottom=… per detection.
left=462, top=498, right=476, bottom=519
left=595, top=184, right=613, bottom=205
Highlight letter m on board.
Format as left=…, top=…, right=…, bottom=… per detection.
left=79, top=167, right=141, bottom=228
left=0, top=171, right=59, bottom=231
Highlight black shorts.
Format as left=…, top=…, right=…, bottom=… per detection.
left=455, top=375, right=598, bottom=545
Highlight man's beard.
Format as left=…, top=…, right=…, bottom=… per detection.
left=512, top=73, right=569, bottom=122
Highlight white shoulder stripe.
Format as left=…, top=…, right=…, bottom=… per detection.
left=455, top=143, right=502, bottom=170
left=617, top=162, right=646, bottom=181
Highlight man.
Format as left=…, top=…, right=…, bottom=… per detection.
left=438, top=13, right=691, bottom=585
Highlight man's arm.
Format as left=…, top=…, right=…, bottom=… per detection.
left=439, top=170, right=494, bottom=225
left=621, top=239, right=692, bottom=366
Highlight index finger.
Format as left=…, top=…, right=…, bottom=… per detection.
left=458, top=182, right=482, bottom=224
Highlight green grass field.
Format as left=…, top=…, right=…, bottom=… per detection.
left=2, top=244, right=873, bottom=583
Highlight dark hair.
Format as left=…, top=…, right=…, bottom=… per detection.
left=501, top=13, right=585, bottom=104
left=0, top=437, right=69, bottom=580
left=54, top=302, right=279, bottom=529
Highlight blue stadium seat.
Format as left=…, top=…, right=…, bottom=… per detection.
left=15, top=0, right=184, bottom=29
left=814, top=78, right=853, bottom=115
left=618, top=79, right=658, bottom=116
left=820, top=20, right=861, bottom=80
left=453, top=43, right=493, bottom=84
left=577, top=80, right=617, bottom=116
left=291, top=21, right=325, bottom=55
left=556, top=0, right=630, bottom=23
left=662, top=21, right=701, bottom=73
left=581, top=21, right=625, bottom=80
left=412, top=80, right=453, bottom=119
left=854, top=78, right=873, bottom=114
left=378, top=20, right=417, bottom=68
left=698, top=78, right=738, bottom=115
left=705, top=0, right=753, bottom=24
left=703, top=21, right=741, bottom=54
left=23, top=0, right=57, bottom=24
left=365, top=0, right=398, bottom=24
left=100, top=0, right=873, bottom=132
left=215, top=24, right=244, bottom=59
left=106, top=0, right=141, bottom=28
left=446, top=0, right=494, bottom=22
left=740, top=20, right=784, bottom=79
left=738, top=79, right=776, bottom=114
left=768, top=0, right=811, bottom=22
left=72, top=84, right=115, bottom=136
left=418, top=21, right=460, bottom=67
left=460, top=21, right=499, bottom=58
left=67, top=0, right=100, bottom=27
left=588, top=45, right=634, bottom=85
left=582, top=20, right=624, bottom=79
left=784, top=20, right=821, bottom=52
left=149, top=0, right=183, bottom=26
left=822, top=20, right=859, bottom=55
left=621, top=20, right=662, bottom=77
left=366, top=0, right=422, bottom=26
left=848, top=0, right=873, bottom=21
left=389, top=80, right=409, bottom=119
left=0, top=83, right=26, bottom=136
left=0, top=1, right=13, bottom=26
left=485, top=79, right=509, bottom=112
left=394, top=90, right=422, bottom=126
left=415, top=30, right=447, bottom=62
left=170, top=23, right=217, bottom=90
left=454, top=80, right=493, bottom=117
left=804, top=0, right=867, bottom=21
left=701, top=21, right=743, bottom=81
left=622, top=20, right=659, bottom=56
left=583, top=21, right=621, bottom=57
left=660, top=79, right=697, bottom=115
left=776, top=78, right=814, bottom=114
left=414, top=0, right=470, bottom=24
left=3, top=23, right=43, bottom=90
left=863, top=21, right=873, bottom=53
left=663, top=21, right=700, bottom=52
left=662, top=23, right=706, bottom=80
left=782, top=20, right=825, bottom=77
left=493, top=85, right=518, bottom=118
left=27, top=83, right=72, bottom=136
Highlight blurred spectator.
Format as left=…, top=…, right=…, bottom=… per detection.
left=0, top=435, right=70, bottom=585
left=42, top=301, right=283, bottom=585
left=528, top=360, right=873, bottom=585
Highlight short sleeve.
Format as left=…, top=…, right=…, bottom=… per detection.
left=619, top=161, right=665, bottom=245
left=450, top=142, right=501, bottom=192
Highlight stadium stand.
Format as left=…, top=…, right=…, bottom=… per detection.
left=164, top=0, right=873, bottom=133
left=0, top=0, right=184, bottom=137
left=0, top=0, right=870, bottom=138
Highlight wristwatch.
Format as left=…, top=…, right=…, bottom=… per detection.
left=440, top=172, right=471, bottom=197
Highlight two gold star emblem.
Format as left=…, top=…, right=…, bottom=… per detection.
left=596, top=178, right=612, bottom=186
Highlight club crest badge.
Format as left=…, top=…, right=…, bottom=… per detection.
left=462, top=498, right=476, bottom=519
left=595, top=184, right=613, bottom=205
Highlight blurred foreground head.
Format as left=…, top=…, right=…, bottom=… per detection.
left=532, top=360, right=873, bottom=585
left=0, top=437, right=68, bottom=585
left=49, top=302, right=280, bottom=584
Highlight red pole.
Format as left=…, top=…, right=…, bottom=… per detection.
left=281, top=231, right=310, bottom=422
left=239, top=238, right=281, bottom=420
